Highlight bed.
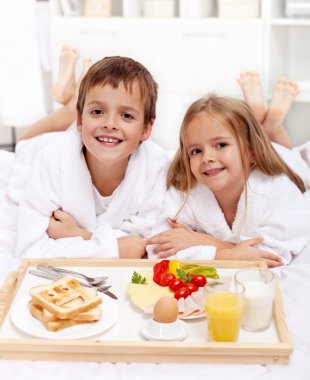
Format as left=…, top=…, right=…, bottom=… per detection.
left=0, top=138, right=309, bottom=379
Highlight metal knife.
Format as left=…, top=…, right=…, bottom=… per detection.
left=29, top=269, right=118, bottom=300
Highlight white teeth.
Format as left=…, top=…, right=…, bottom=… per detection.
left=97, top=137, right=119, bottom=143
left=205, top=168, right=223, bottom=175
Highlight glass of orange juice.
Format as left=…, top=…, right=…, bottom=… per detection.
left=205, top=281, right=245, bottom=342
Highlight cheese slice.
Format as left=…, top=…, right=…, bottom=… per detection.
left=127, top=270, right=173, bottom=309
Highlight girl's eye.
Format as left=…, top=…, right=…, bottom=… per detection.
left=122, top=113, right=134, bottom=120
left=90, top=109, right=103, bottom=115
left=216, top=142, right=227, bottom=149
left=190, top=148, right=201, bottom=155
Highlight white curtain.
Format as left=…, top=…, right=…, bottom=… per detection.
left=0, top=0, right=46, bottom=127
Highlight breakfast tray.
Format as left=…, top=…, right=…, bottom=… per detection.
left=0, top=259, right=292, bottom=364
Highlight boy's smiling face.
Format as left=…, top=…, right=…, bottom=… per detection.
left=77, top=82, right=153, bottom=171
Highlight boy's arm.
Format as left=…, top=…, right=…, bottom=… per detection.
left=47, top=209, right=146, bottom=259
left=15, top=151, right=120, bottom=259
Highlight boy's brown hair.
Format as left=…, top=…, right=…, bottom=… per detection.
left=76, top=56, right=158, bottom=126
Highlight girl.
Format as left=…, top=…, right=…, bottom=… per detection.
left=147, top=95, right=310, bottom=267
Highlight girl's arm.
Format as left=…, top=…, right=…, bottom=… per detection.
left=147, top=222, right=283, bottom=267
left=243, top=173, right=310, bottom=265
left=147, top=218, right=233, bottom=258
left=216, top=238, right=283, bottom=268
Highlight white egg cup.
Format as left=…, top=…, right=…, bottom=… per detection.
left=141, top=318, right=188, bottom=341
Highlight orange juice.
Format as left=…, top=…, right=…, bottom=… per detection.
left=205, top=291, right=244, bottom=342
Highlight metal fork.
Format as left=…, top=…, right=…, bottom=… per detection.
left=29, top=269, right=117, bottom=299
left=36, top=265, right=108, bottom=286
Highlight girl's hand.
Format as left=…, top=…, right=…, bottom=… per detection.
left=47, top=209, right=92, bottom=240
left=168, top=219, right=234, bottom=249
left=216, top=237, right=283, bottom=268
left=146, top=218, right=233, bottom=258
left=118, top=235, right=146, bottom=259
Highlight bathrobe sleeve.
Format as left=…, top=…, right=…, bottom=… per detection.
left=146, top=187, right=216, bottom=260
left=15, top=145, right=119, bottom=259
left=240, top=174, right=310, bottom=265
left=273, top=142, right=310, bottom=189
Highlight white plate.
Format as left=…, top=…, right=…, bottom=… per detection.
left=142, top=305, right=205, bottom=320
left=141, top=319, right=188, bottom=341
left=180, top=312, right=206, bottom=320
left=11, top=294, right=119, bottom=340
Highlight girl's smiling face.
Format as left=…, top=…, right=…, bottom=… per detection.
left=186, top=112, right=252, bottom=200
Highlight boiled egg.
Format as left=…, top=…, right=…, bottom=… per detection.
left=153, top=296, right=179, bottom=323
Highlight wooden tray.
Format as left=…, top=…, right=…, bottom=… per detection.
left=0, top=259, right=292, bottom=364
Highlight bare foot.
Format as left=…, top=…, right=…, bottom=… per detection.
left=262, top=78, right=299, bottom=149
left=51, top=45, right=79, bottom=105
left=72, top=58, right=93, bottom=106
left=264, top=77, right=300, bottom=130
left=237, top=71, right=266, bottom=124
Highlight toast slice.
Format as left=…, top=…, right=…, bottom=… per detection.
left=42, top=297, right=102, bottom=322
left=29, top=276, right=102, bottom=319
left=28, top=301, right=91, bottom=332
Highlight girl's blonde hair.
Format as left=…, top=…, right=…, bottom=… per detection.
left=167, top=95, right=305, bottom=193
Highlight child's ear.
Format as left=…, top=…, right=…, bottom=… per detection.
left=140, top=119, right=154, bottom=142
left=248, top=148, right=255, bottom=165
left=76, top=112, right=82, bottom=132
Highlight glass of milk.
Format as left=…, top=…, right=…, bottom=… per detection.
left=234, top=268, right=274, bottom=331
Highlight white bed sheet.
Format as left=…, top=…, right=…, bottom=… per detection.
left=0, top=141, right=310, bottom=379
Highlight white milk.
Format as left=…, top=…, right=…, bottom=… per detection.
left=242, top=281, right=274, bottom=331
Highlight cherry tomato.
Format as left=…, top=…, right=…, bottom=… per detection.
left=169, top=278, right=184, bottom=291
left=191, top=274, right=207, bottom=287
left=174, top=286, right=190, bottom=300
left=185, top=282, right=198, bottom=294
left=159, top=272, right=176, bottom=287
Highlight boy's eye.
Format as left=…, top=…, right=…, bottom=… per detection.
left=90, top=109, right=103, bottom=115
left=216, top=142, right=228, bottom=149
left=122, top=113, right=134, bottom=120
left=190, top=148, right=201, bottom=155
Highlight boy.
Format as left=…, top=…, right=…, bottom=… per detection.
left=15, top=56, right=170, bottom=259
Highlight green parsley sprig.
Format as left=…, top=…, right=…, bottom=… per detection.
left=131, top=271, right=148, bottom=284
left=176, top=268, right=192, bottom=282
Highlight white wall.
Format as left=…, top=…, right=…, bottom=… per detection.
left=0, top=0, right=47, bottom=148
left=1, top=0, right=310, bottom=150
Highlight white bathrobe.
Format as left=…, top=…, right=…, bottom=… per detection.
left=0, top=150, right=19, bottom=283
left=15, top=130, right=170, bottom=259
left=0, top=150, right=16, bottom=252
left=147, top=169, right=310, bottom=264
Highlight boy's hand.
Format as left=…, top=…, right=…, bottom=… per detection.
left=47, top=209, right=92, bottom=240
left=146, top=218, right=233, bottom=258
left=216, top=237, right=283, bottom=268
left=118, top=236, right=146, bottom=259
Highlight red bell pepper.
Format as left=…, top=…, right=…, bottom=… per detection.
left=153, top=260, right=169, bottom=285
